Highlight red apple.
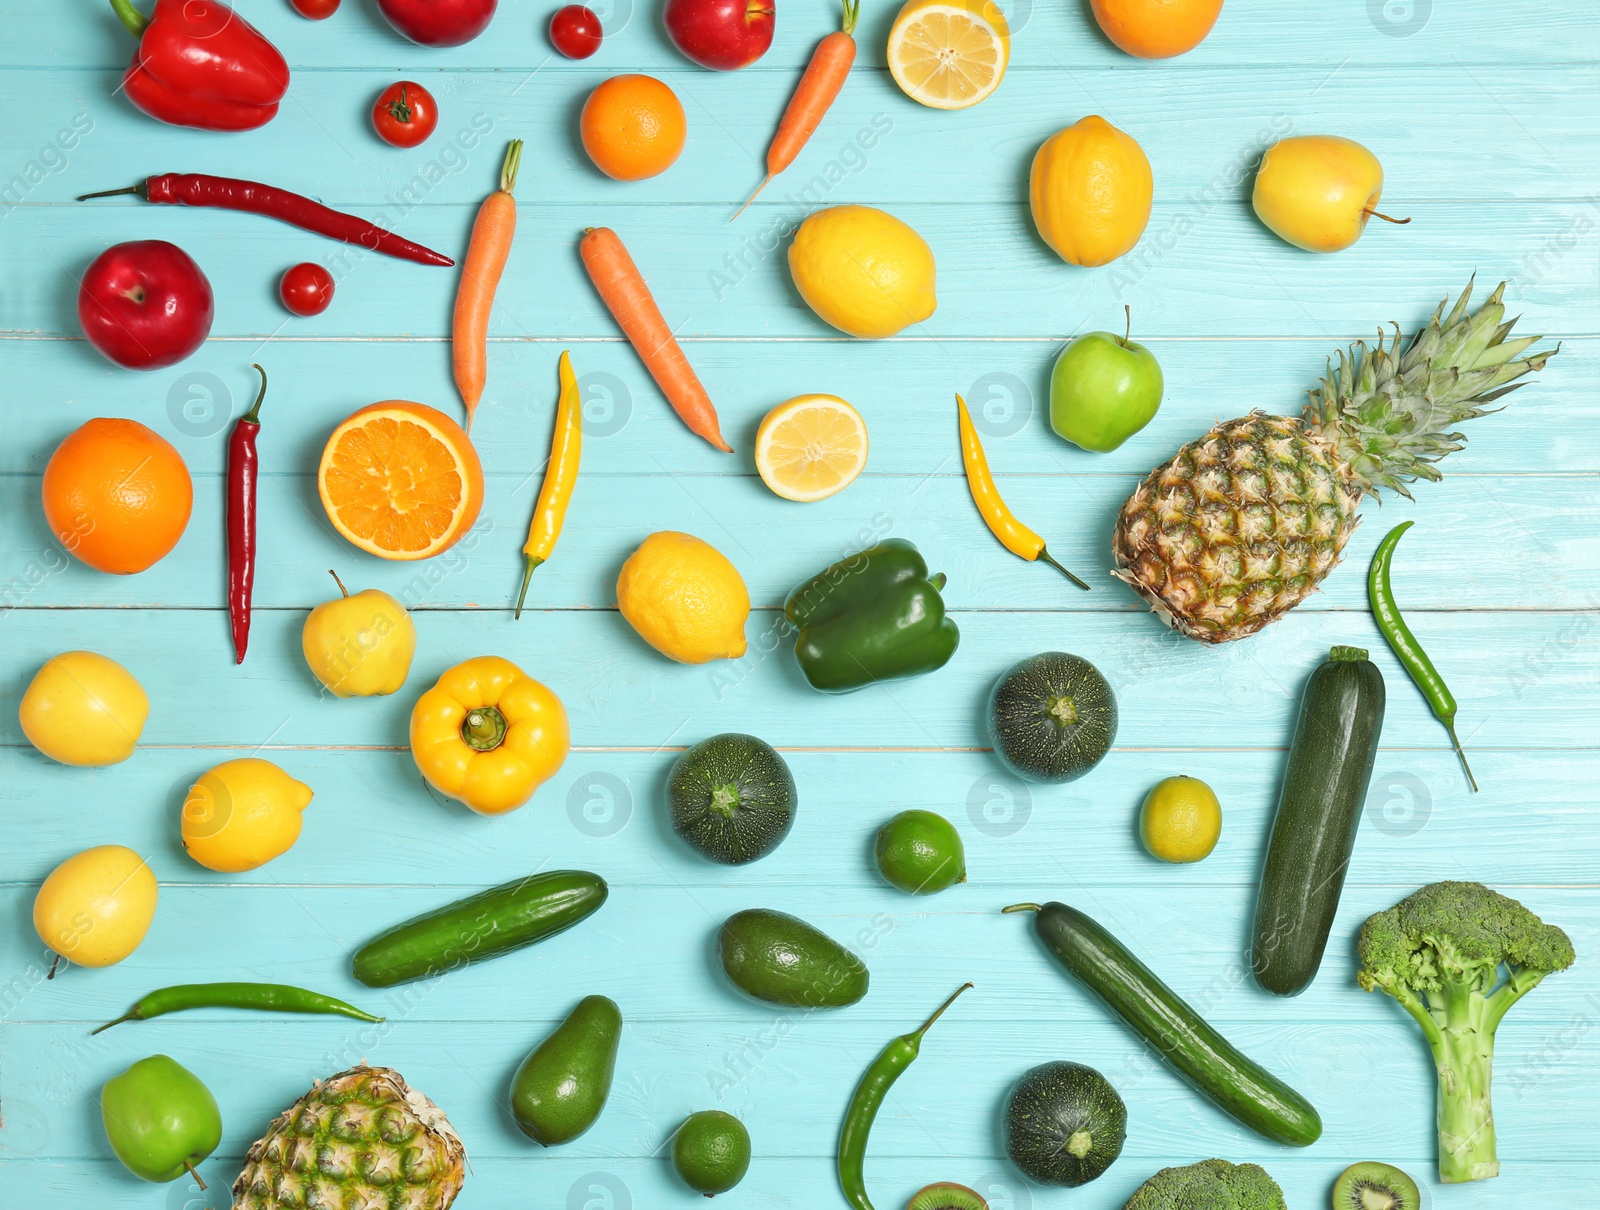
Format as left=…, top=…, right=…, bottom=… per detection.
left=664, top=0, right=774, bottom=70
left=376, top=0, right=497, bottom=46
left=78, top=240, right=214, bottom=371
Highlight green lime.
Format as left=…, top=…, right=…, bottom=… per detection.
left=874, top=809, right=966, bottom=894
left=672, top=1110, right=750, bottom=1196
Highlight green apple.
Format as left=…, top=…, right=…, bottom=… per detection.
left=101, top=1055, right=221, bottom=1184
left=1049, top=312, right=1164, bottom=452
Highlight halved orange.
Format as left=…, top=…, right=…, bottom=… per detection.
left=317, top=401, right=484, bottom=561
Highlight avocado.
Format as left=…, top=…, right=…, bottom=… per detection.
left=510, top=994, right=622, bottom=1145
left=716, top=908, right=869, bottom=1008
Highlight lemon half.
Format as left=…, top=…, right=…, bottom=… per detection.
left=755, top=395, right=870, bottom=502
left=888, top=0, right=1010, bottom=110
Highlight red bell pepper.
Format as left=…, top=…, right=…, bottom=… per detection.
left=111, top=0, right=290, bottom=132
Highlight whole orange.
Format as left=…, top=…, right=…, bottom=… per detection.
left=580, top=74, right=687, bottom=181
left=42, top=418, right=193, bottom=574
left=1089, top=0, right=1223, bottom=59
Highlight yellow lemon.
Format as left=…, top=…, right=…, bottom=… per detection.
left=180, top=758, right=313, bottom=873
left=888, top=0, right=1010, bottom=110
left=617, top=532, right=750, bottom=664
left=1139, top=775, right=1222, bottom=863
left=19, top=651, right=149, bottom=767
left=788, top=205, right=937, bottom=339
left=1030, top=115, right=1153, bottom=266
left=755, top=395, right=869, bottom=502
left=33, top=845, right=158, bottom=967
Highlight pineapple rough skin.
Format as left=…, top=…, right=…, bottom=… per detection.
left=1112, top=280, right=1554, bottom=643
left=232, top=1065, right=467, bottom=1210
left=1356, top=881, right=1575, bottom=1184
left=1122, top=1158, right=1286, bottom=1210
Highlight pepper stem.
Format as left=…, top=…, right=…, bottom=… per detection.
left=241, top=364, right=268, bottom=425
left=108, top=0, right=150, bottom=37
left=514, top=555, right=544, bottom=620
left=911, top=981, right=973, bottom=1039
left=929, top=572, right=947, bottom=592
left=1001, top=903, right=1042, bottom=914
left=460, top=705, right=509, bottom=752
left=1037, top=548, right=1090, bottom=591
left=76, top=184, right=145, bottom=202
left=328, top=570, right=349, bottom=598
left=1445, top=722, right=1479, bottom=793
left=184, top=1160, right=207, bottom=1192
left=90, top=1011, right=138, bottom=1036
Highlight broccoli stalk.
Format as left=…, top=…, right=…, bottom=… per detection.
left=1356, top=881, right=1575, bottom=1184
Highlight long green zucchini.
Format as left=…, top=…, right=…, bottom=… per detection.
left=1005, top=901, right=1322, bottom=1147
left=352, top=870, right=607, bottom=987
left=1253, top=645, right=1385, bottom=997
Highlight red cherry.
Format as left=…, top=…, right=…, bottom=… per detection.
left=280, top=263, right=335, bottom=317
left=549, top=5, right=602, bottom=58
left=289, top=0, right=340, bottom=18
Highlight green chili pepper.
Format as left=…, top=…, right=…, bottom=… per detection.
left=785, top=539, right=961, bottom=693
left=92, top=982, right=385, bottom=1034
left=837, top=982, right=972, bottom=1210
left=1367, top=521, right=1477, bottom=792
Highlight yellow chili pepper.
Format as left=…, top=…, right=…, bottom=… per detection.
left=516, top=350, right=584, bottom=619
left=409, top=656, right=570, bottom=816
left=955, top=394, right=1088, bottom=590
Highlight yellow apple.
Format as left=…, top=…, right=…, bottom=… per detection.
left=302, top=572, right=416, bottom=697
left=1252, top=136, right=1403, bottom=253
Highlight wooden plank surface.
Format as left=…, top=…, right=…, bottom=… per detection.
left=3, top=0, right=1598, bottom=1206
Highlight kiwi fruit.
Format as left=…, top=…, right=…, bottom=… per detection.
left=907, top=1183, right=988, bottom=1210
left=1331, top=1161, right=1421, bottom=1210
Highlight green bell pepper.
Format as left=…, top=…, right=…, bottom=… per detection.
left=784, top=539, right=960, bottom=693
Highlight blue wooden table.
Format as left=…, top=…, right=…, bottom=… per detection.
left=3, top=1, right=1598, bottom=1205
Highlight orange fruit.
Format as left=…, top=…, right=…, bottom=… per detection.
left=42, top=418, right=192, bottom=574
left=317, top=401, right=484, bottom=561
left=1089, top=0, right=1223, bottom=59
left=580, top=74, right=687, bottom=181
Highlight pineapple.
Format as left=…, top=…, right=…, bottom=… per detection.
left=1112, top=280, right=1554, bottom=643
left=232, top=1065, right=466, bottom=1210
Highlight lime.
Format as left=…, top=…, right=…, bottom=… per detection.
left=875, top=809, right=967, bottom=894
left=672, top=1110, right=750, bottom=1196
left=1139, top=775, right=1221, bottom=863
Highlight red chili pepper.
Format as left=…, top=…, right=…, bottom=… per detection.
left=110, top=0, right=290, bottom=133
left=77, top=175, right=455, bottom=269
left=228, top=366, right=267, bottom=665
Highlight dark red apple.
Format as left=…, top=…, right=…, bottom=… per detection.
left=376, top=0, right=497, bottom=46
left=664, top=0, right=774, bottom=70
left=78, top=240, right=214, bottom=371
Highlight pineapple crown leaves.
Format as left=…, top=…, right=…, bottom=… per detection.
left=1302, top=279, right=1556, bottom=499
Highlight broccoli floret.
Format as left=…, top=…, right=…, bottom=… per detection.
left=1122, top=1158, right=1285, bottom=1210
left=1357, top=880, right=1575, bottom=1184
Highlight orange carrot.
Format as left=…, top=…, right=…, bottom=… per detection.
left=452, top=139, right=522, bottom=430
left=733, top=0, right=859, bottom=221
left=579, top=226, right=732, bottom=453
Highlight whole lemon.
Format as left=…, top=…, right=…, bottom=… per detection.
left=788, top=205, right=937, bottom=339
left=1139, top=775, right=1222, bottom=863
left=180, top=758, right=313, bottom=873
left=1030, top=115, right=1153, bottom=266
left=33, top=845, right=158, bottom=967
left=302, top=572, right=416, bottom=697
left=19, top=651, right=149, bottom=767
left=617, top=532, right=750, bottom=664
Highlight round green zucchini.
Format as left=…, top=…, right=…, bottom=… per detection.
left=668, top=733, right=796, bottom=865
left=1003, top=1060, right=1126, bottom=1187
left=1009, top=900, right=1322, bottom=1147
left=1252, top=646, right=1386, bottom=996
left=987, top=652, right=1117, bottom=783
left=352, top=869, right=607, bottom=988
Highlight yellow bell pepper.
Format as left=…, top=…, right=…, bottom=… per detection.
left=409, top=656, right=570, bottom=816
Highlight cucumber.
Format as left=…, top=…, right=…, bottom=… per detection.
left=1252, top=645, right=1385, bottom=997
left=352, top=870, right=607, bottom=988
left=1006, top=901, right=1322, bottom=1147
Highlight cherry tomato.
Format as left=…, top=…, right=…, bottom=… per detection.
left=549, top=5, right=603, bottom=58
left=280, top=263, right=335, bottom=317
left=289, top=0, right=340, bottom=18
left=371, top=81, right=439, bottom=149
